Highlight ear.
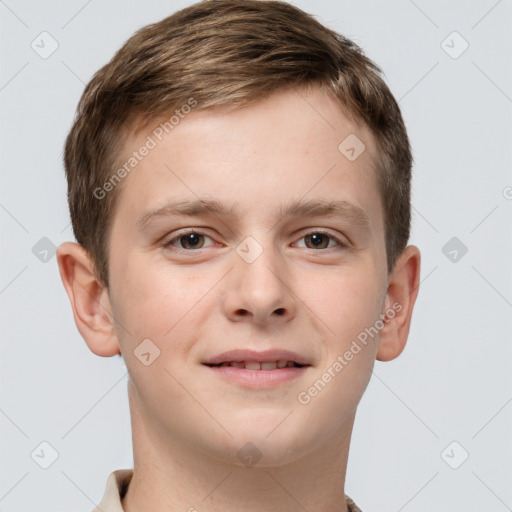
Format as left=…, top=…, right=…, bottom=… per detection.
left=376, top=245, right=421, bottom=362
left=56, top=242, right=121, bottom=357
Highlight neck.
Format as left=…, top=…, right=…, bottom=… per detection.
left=122, top=384, right=354, bottom=512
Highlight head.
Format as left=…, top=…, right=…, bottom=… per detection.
left=63, top=0, right=413, bottom=289
left=58, top=0, right=420, bottom=468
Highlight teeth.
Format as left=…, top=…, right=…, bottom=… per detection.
left=219, top=360, right=301, bottom=370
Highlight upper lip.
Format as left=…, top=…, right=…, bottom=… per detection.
left=203, top=349, right=310, bottom=366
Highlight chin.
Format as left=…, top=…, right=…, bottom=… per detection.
left=222, top=423, right=315, bottom=468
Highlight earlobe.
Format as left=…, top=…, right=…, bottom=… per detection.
left=56, top=242, right=121, bottom=357
left=376, top=245, right=421, bottom=362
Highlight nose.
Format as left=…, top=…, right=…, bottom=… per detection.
left=222, top=238, right=297, bottom=326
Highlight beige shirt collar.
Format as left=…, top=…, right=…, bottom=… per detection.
left=92, top=469, right=362, bottom=512
left=92, top=469, right=132, bottom=512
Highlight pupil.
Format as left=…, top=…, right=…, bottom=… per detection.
left=306, top=233, right=330, bottom=249
left=182, top=233, right=202, bottom=248
left=310, top=233, right=325, bottom=247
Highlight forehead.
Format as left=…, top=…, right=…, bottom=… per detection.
left=112, top=86, right=383, bottom=234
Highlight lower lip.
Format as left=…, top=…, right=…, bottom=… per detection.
left=204, top=365, right=309, bottom=387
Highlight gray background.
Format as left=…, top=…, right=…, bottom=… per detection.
left=1, top=0, right=511, bottom=511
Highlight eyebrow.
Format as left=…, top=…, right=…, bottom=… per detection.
left=136, top=197, right=372, bottom=234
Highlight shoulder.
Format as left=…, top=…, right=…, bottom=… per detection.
left=90, top=469, right=133, bottom=512
left=346, top=494, right=363, bottom=512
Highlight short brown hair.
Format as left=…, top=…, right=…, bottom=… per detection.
left=64, top=0, right=413, bottom=287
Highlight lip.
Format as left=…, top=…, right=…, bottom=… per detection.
left=205, top=365, right=309, bottom=388
left=202, top=349, right=311, bottom=389
left=202, top=349, right=310, bottom=366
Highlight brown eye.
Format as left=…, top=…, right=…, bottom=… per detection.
left=293, top=230, right=347, bottom=250
left=304, top=233, right=331, bottom=249
left=164, top=231, right=214, bottom=251
left=178, top=232, right=205, bottom=249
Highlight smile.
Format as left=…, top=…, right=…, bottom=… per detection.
left=202, top=349, right=312, bottom=387
left=206, top=360, right=305, bottom=370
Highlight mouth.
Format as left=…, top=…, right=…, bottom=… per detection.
left=205, top=360, right=306, bottom=370
left=202, top=349, right=311, bottom=388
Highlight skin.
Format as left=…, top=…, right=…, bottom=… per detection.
left=57, top=85, right=420, bottom=512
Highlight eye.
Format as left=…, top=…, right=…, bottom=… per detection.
left=163, top=230, right=215, bottom=251
left=294, top=231, right=346, bottom=250
left=162, top=229, right=346, bottom=253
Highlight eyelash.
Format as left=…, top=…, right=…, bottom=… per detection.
left=162, top=229, right=347, bottom=252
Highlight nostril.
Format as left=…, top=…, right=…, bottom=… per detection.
left=274, top=308, right=285, bottom=315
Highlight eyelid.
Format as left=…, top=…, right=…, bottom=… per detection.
left=163, top=229, right=216, bottom=251
left=292, top=229, right=348, bottom=249
left=163, top=228, right=348, bottom=252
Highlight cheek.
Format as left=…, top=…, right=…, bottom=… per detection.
left=294, top=275, right=381, bottom=428
left=109, top=256, right=221, bottom=358
left=297, top=269, right=383, bottom=423
left=293, top=264, right=384, bottom=345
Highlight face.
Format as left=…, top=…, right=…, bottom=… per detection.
left=106, top=86, right=389, bottom=466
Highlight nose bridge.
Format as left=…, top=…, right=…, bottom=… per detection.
left=223, top=233, right=295, bottom=324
